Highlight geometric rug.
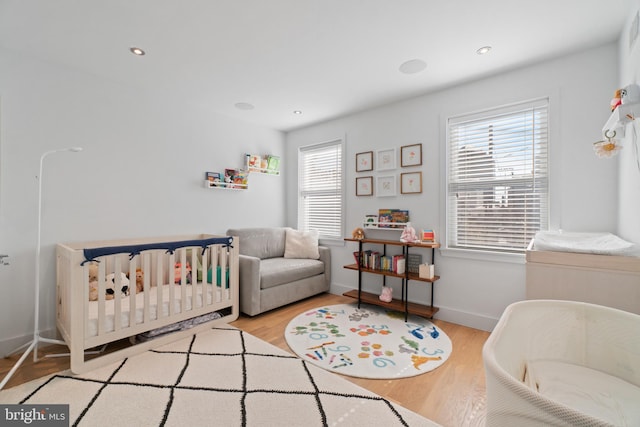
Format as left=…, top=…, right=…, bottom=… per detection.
left=0, top=326, right=439, bottom=426
left=285, top=303, right=452, bottom=379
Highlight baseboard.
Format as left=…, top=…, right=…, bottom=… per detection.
left=329, top=284, right=497, bottom=332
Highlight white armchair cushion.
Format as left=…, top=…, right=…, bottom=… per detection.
left=284, top=229, right=319, bottom=259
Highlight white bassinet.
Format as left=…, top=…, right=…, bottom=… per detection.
left=57, top=234, right=239, bottom=373
left=483, top=300, right=640, bottom=426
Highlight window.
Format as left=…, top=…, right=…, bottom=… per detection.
left=446, top=99, right=549, bottom=254
left=298, top=139, right=344, bottom=241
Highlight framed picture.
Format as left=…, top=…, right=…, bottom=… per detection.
left=355, top=151, right=373, bottom=172
left=356, top=176, right=373, bottom=196
left=376, top=175, right=396, bottom=197
left=401, top=143, right=422, bottom=167
left=401, top=171, right=422, bottom=194
left=376, top=148, right=396, bottom=170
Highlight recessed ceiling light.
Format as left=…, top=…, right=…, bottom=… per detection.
left=476, top=46, right=492, bottom=55
left=399, top=59, right=427, bottom=74
left=293, top=110, right=303, bottom=115
left=235, top=102, right=255, bottom=110
left=130, top=47, right=146, bottom=56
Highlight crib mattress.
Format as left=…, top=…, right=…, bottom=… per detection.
left=87, top=283, right=228, bottom=337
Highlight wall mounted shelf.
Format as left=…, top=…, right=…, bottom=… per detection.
left=203, top=181, right=248, bottom=190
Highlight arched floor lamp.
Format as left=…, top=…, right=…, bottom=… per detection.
left=0, top=147, right=82, bottom=390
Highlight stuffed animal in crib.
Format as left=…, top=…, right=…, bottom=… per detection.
left=174, top=262, right=192, bottom=284
left=127, top=268, right=144, bottom=293
left=105, top=273, right=130, bottom=300
left=351, top=227, right=365, bottom=240
left=88, top=264, right=99, bottom=301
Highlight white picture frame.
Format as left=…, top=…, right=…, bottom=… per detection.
left=376, top=175, right=396, bottom=197
left=376, top=148, right=396, bottom=171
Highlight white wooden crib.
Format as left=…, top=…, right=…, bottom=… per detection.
left=56, top=234, right=239, bottom=373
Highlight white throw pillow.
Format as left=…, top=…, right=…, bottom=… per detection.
left=284, top=229, right=320, bottom=259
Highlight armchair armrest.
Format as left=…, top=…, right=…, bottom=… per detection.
left=318, top=246, right=331, bottom=289
left=238, top=254, right=261, bottom=316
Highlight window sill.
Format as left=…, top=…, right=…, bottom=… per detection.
left=439, top=247, right=525, bottom=264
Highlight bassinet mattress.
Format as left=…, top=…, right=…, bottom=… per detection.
left=87, top=283, right=227, bottom=337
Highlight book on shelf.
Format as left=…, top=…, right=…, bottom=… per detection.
left=378, top=209, right=409, bottom=229
left=364, top=214, right=378, bottom=228
left=266, top=155, right=280, bottom=174
left=407, top=253, right=422, bottom=274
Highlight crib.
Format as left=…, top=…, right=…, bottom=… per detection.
left=56, top=234, right=239, bottom=373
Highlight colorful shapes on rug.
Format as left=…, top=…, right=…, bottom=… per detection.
left=411, top=354, right=443, bottom=370
left=289, top=321, right=345, bottom=338
left=285, top=303, right=452, bottom=379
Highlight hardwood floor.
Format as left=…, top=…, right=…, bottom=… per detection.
left=0, top=293, right=489, bottom=426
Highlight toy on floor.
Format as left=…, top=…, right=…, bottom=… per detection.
left=174, top=261, right=192, bottom=284
left=351, top=227, right=365, bottom=240
left=379, top=286, right=392, bottom=302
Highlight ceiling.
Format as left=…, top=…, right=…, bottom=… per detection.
left=0, top=1, right=633, bottom=132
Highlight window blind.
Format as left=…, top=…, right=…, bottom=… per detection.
left=447, top=99, right=549, bottom=253
left=298, top=140, right=344, bottom=239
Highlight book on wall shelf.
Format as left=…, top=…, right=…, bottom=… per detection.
left=245, top=153, right=281, bottom=175
left=360, top=209, right=409, bottom=229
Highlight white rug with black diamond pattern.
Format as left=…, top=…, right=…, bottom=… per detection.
left=0, top=327, right=439, bottom=426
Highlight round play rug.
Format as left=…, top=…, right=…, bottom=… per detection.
left=285, top=303, right=452, bottom=379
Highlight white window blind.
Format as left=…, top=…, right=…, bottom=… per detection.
left=447, top=99, right=549, bottom=254
left=298, top=140, right=344, bottom=240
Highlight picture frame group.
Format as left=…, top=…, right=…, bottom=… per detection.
left=355, top=143, right=423, bottom=196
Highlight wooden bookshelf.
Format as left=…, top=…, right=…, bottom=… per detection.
left=343, top=237, right=440, bottom=320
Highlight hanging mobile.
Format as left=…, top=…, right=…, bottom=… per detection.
left=593, top=129, right=622, bottom=158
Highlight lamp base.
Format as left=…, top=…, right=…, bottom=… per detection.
left=0, top=334, right=66, bottom=390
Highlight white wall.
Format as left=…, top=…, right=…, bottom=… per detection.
left=286, top=43, right=619, bottom=331
left=617, top=2, right=640, bottom=244
left=0, top=47, right=286, bottom=353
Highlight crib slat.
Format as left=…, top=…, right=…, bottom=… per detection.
left=157, top=253, right=163, bottom=319
left=113, top=257, right=122, bottom=332
left=98, top=262, right=106, bottom=337
left=169, top=252, right=175, bottom=317
left=129, top=258, right=137, bottom=329
left=180, top=249, right=187, bottom=313
left=143, top=253, right=151, bottom=323
left=191, top=248, right=198, bottom=309
left=220, top=246, right=227, bottom=303
left=211, top=246, right=219, bottom=303
left=201, top=247, right=209, bottom=307
left=83, top=264, right=89, bottom=339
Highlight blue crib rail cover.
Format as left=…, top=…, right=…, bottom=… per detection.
left=82, top=236, right=233, bottom=264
